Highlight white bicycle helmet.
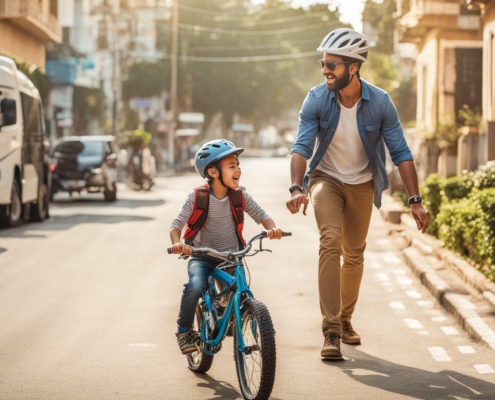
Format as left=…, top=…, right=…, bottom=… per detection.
left=317, top=28, right=369, bottom=63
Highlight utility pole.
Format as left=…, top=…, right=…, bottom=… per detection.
left=111, top=15, right=118, bottom=137
left=168, top=0, right=179, bottom=169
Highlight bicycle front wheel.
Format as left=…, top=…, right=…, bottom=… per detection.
left=233, top=298, right=276, bottom=400
left=187, top=304, right=214, bottom=373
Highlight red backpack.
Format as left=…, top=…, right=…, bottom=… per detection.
left=183, top=184, right=246, bottom=247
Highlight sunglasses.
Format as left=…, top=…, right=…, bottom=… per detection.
left=319, top=60, right=352, bottom=71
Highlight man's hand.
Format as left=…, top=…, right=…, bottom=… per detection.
left=170, top=243, right=192, bottom=255
left=266, top=228, right=283, bottom=240
left=411, top=204, right=430, bottom=233
left=286, top=192, right=309, bottom=216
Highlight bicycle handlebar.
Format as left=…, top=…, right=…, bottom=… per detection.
left=167, top=231, right=292, bottom=257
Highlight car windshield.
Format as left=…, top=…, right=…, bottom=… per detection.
left=54, top=141, right=104, bottom=158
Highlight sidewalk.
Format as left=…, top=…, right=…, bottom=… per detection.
left=380, top=193, right=495, bottom=352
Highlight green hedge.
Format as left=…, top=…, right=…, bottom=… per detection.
left=420, top=161, right=495, bottom=281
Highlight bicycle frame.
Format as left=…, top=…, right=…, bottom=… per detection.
left=199, top=257, right=253, bottom=354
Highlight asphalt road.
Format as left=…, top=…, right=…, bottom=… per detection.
left=1, top=157, right=495, bottom=399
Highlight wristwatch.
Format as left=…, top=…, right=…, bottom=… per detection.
left=408, top=195, right=422, bottom=205
left=289, top=185, right=304, bottom=194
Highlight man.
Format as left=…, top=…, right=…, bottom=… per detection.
left=286, top=28, right=430, bottom=360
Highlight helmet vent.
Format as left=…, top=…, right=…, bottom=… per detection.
left=351, top=38, right=361, bottom=45
left=211, top=144, right=221, bottom=148
left=338, top=39, right=350, bottom=48
left=198, top=153, right=211, bottom=159
left=359, top=51, right=368, bottom=59
left=359, top=41, right=367, bottom=48
left=202, top=147, right=209, bottom=151
left=330, top=31, right=349, bottom=47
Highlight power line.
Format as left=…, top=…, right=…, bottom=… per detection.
left=157, top=51, right=320, bottom=62
left=178, top=3, right=291, bottom=17
left=190, top=39, right=318, bottom=52
left=177, top=23, right=328, bottom=36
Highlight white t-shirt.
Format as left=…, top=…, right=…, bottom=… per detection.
left=316, top=100, right=373, bottom=184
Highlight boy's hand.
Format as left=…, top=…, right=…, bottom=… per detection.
left=266, top=228, right=283, bottom=240
left=171, top=243, right=192, bottom=255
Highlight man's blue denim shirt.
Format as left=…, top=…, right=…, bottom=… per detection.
left=291, top=78, right=413, bottom=209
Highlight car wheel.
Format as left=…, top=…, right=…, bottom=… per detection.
left=0, top=180, right=22, bottom=228
left=30, top=184, right=49, bottom=222
left=104, top=182, right=117, bottom=202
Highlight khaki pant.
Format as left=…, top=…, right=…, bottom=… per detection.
left=309, top=169, right=374, bottom=336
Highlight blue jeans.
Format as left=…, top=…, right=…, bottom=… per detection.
left=177, top=258, right=218, bottom=329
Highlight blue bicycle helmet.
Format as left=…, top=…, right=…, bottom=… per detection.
left=195, top=139, right=244, bottom=178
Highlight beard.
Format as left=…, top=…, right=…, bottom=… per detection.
left=326, top=67, right=353, bottom=92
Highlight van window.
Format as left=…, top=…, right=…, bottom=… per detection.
left=21, top=93, right=42, bottom=139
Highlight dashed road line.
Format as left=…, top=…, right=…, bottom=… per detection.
left=376, top=273, right=389, bottom=281
left=390, top=301, right=405, bottom=310
left=441, top=326, right=460, bottom=335
left=457, top=346, right=475, bottom=354
left=406, top=289, right=422, bottom=299
left=474, top=364, right=495, bottom=374
left=428, top=347, right=452, bottom=362
left=404, top=319, right=423, bottom=329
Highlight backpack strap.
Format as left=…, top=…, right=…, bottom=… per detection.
left=183, top=184, right=210, bottom=244
left=229, top=189, right=246, bottom=247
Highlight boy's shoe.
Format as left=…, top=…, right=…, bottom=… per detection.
left=321, top=332, right=343, bottom=360
left=342, top=321, right=361, bottom=345
left=176, top=330, right=199, bottom=355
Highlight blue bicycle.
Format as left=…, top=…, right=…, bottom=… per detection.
left=168, top=231, right=291, bottom=400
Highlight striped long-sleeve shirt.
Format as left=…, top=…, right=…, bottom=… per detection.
left=170, top=188, right=270, bottom=252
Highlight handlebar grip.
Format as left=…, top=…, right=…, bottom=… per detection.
left=167, top=248, right=173, bottom=254
left=282, top=232, right=292, bottom=237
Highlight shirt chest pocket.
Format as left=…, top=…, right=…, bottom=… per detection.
left=364, top=123, right=381, bottom=140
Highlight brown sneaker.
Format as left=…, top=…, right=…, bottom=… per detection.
left=321, top=332, right=343, bottom=360
left=342, top=321, right=361, bottom=345
left=176, top=330, right=199, bottom=355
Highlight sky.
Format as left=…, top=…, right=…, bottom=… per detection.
left=251, top=0, right=368, bottom=32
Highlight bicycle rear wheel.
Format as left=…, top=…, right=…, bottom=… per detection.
left=233, top=298, right=276, bottom=400
left=187, top=304, right=214, bottom=373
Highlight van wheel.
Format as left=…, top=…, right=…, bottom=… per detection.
left=104, top=182, right=117, bottom=202
left=30, top=184, right=49, bottom=222
left=0, top=181, right=22, bottom=228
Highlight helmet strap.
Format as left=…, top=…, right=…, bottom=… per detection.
left=214, top=162, right=227, bottom=188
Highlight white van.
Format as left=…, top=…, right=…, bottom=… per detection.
left=0, top=56, right=50, bottom=228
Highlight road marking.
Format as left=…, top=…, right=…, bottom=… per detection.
left=406, top=290, right=422, bottom=299
left=458, top=346, right=475, bottom=354
left=370, top=262, right=382, bottom=269
left=386, top=288, right=394, bottom=292
left=441, top=326, right=459, bottom=335
left=429, top=385, right=445, bottom=389
left=474, top=364, right=495, bottom=374
left=377, top=239, right=391, bottom=246
left=418, top=331, right=430, bottom=335
left=390, top=301, right=405, bottom=310
left=345, top=368, right=390, bottom=377
left=391, top=268, right=406, bottom=275
left=383, top=253, right=401, bottom=264
left=448, top=375, right=482, bottom=394
left=428, top=347, right=451, bottom=362
left=417, top=300, right=434, bottom=307
left=431, top=316, right=448, bottom=322
left=396, top=277, right=413, bottom=286
left=404, top=319, right=423, bottom=329
left=377, top=273, right=389, bottom=281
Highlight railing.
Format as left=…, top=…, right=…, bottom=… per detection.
left=403, top=0, right=461, bottom=17
left=0, top=0, right=61, bottom=41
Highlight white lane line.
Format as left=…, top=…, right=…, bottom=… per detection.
left=383, top=253, right=402, bottom=264
left=418, top=331, right=430, bottom=335
left=428, top=347, right=452, bottom=362
left=448, top=375, right=482, bottom=395
left=441, top=326, right=460, bottom=335
left=391, top=268, right=406, bottom=275
left=390, top=301, right=405, bottom=310
left=474, top=364, right=495, bottom=374
left=458, top=346, right=475, bottom=354
left=404, top=319, right=423, bottom=329
left=417, top=300, right=434, bottom=308
left=429, top=385, right=445, bottom=389
left=396, top=277, right=413, bottom=286
left=406, top=290, right=422, bottom=299
left=432, top=316, right=448, bottom=322
left=377, top=273, right=389, bottom=281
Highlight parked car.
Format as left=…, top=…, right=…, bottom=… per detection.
left=0, top=56, right=50, bottom=228
left=50, top=136, right=118, bottom=202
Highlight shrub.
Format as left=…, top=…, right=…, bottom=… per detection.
left=420, top=173, right=445, bottom=236
left=442, top=176, right=471, bottom=201
left=471, top=160, right=495, bottom=190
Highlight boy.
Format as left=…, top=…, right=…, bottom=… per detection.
left=169, top=139, right=283, bottom=354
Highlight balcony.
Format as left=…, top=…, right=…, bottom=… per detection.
left=397, top=0, right=480, bottom=42
left=0, top=0, right=61, bottom=43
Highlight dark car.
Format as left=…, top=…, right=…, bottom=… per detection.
left=50, top=135, right=118, bottom=202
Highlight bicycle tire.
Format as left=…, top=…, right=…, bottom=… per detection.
left=187, top=304, right=214, bottom=373
left=233, top=298, right=276, bottom=400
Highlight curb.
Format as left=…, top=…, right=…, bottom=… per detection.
left=381, top=193, right=495, bottom=351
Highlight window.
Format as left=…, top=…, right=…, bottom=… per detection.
left=21, top=93, right=41, bottom=139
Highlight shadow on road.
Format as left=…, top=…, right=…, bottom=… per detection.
left=52, top=197, right=165, bottom=209
left=0, top=214, right=154, bottom=239
left=323, top=347, right=495, bottom=399
left=195, top=374, right=242, bottom=399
